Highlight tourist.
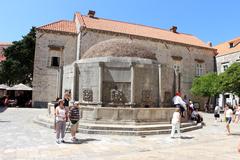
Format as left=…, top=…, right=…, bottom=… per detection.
left=224, top=104, right=233, bottom=135
left=63, top=92, right=71, bottom=107
left=53, top=97, right=60, bottom=131
left=172, top=92, right=186, bottom=118
left=204, top=102, right=209, bottom=113
left=189, top=101, right=194, bottom=112
left=170, top=108, right=181, bottom=138
left=214, top=105, right=221, bottom=122
left=69, top=101, right=80, bottom=142
left=191, top=108, right=203, bottom=123
left=234, top=105, right=240, bottom=123
left=55, top=99, right=67, bottom=143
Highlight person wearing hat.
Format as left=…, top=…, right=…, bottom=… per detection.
left=172, top=92, right=186, bottom=118
left=69, top=101, right=80, bottom=142
left=55, top=99, right=68, bottom=143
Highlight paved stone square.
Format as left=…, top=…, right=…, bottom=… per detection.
left=0, top=108, right=240, bottom=160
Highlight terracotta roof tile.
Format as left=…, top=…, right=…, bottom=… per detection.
left=38, top=20, right=77, bottom=34
left=81, top=16, right=212, bottom=49
left=215, top=37, right=240, bottom=56
left=37, top=12, right=214, bottom=49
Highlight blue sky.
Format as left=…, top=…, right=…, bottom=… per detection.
left=0, top=0, right=239, bottom=45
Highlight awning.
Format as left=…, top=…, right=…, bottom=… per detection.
left=6, top=83, right=32, bottom=91
left=0, top=84, right=9, bottom=89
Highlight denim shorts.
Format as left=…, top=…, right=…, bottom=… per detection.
left=226, top=117, right=232, bottom=124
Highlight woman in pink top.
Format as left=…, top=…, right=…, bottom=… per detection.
left=55, top=99, right=67, bottom=143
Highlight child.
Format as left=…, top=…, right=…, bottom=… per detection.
left=171, top=108, right=181, bottom=138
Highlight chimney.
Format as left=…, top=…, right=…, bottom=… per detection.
left=88, top=10, right=95, bottom=18
left=207, top=42, right=212, bottom=47
left=170, top=26, right=177, bottom=33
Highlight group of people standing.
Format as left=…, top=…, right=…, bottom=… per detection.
left=54, top=92, right=80, bottom=144
left=171, top=92, right=203, bottom=138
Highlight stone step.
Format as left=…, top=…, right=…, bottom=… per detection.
left=36, top=115, right=196, bottom=131
left=79, top=124, right=202, bottom=136
left=34, top=115, right=202, bottom=136
left=78, top=122, right=196, bottom=131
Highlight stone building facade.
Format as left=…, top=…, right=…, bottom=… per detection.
left=32, top=11, right=216, bottom=108
left=215, top=37, right=240, bottom=107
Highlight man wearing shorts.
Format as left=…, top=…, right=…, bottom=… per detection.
left=69, top=101, right=80, bottom=142
left=224, top=104, right=233, bottom=135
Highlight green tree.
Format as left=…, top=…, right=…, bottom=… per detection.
left=0, top=27, right=36, bottom=86
left=219, top=62, right=240, bottom=97
left=191, top=72, right=220, bottom=104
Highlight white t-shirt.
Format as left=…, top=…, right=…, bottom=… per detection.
left=172, top=96, right=186, bottom=106
left=172, top=112, right=180, bottom=124
left=225, top=109, right=233, bottom=118
left=214, top=106, right=220, bottom=114
left=56, top=106, right=66, bottom=121
left=236, top=107, right=240, bottom=115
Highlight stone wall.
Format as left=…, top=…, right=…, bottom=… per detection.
left=77, top=62, right=101, bottom=104
left=216, top=51, right=240, bottom=73
left=79, top=30, right=215, bottom=106
left=79, top=106, right=176, bottom=124
left=216, top=52, right=240, bottom=107
left=134, top=64, right=159, bottom=107
left=62, top=64, right=74, bottom=97
left=32, top=31, right=77, bottom=107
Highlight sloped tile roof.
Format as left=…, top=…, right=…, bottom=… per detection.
left=38, top=20, right=77, bottom=34
left=38, top=12, right=214, bottom=49
left=215, top=37, right=240, bottom=56
left=80, top=15, right=212, bottom=49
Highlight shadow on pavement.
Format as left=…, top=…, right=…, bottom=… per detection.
left=230, top=133, right=240, bottom=136
left=0, top=107, right=7, bottom=113
left=180, top=136, right=194, bottom=139
left=0, top=120, right=10, bottom=123
left=63, top=138, right=100, bottom=144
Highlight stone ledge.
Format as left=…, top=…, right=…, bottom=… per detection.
left=34, top=114, right=202, bottom=136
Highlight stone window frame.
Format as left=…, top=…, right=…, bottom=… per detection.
left=47, top=45, right=64, bottom=68
left=195, top=63, right=205, bottom=76
left=194, top=59, right=205, bottom=76
left=171, top=56, right=183, bottom=73
left=221, top=62, right=229, bottom=72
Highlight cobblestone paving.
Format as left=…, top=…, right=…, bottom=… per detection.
left=0, top=108, right=240, bottom=160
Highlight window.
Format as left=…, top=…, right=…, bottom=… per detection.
left=51, top=57, right=60, bottom=67
left=173, top=64, right=181, bottom=73
left=223, top=64, right=228, bottom=71
left=195, top=63, right=204, bottom=76
left=229, top=42, right=234, bottom=48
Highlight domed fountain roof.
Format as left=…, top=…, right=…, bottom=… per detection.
left=82, top=38, right=157, bottom=60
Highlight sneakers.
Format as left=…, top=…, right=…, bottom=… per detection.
left=56, top=139, right=65, bottom=143
left=56, top=139, right=60, bottom=144
left=71, top=137, right=77, bottom=142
